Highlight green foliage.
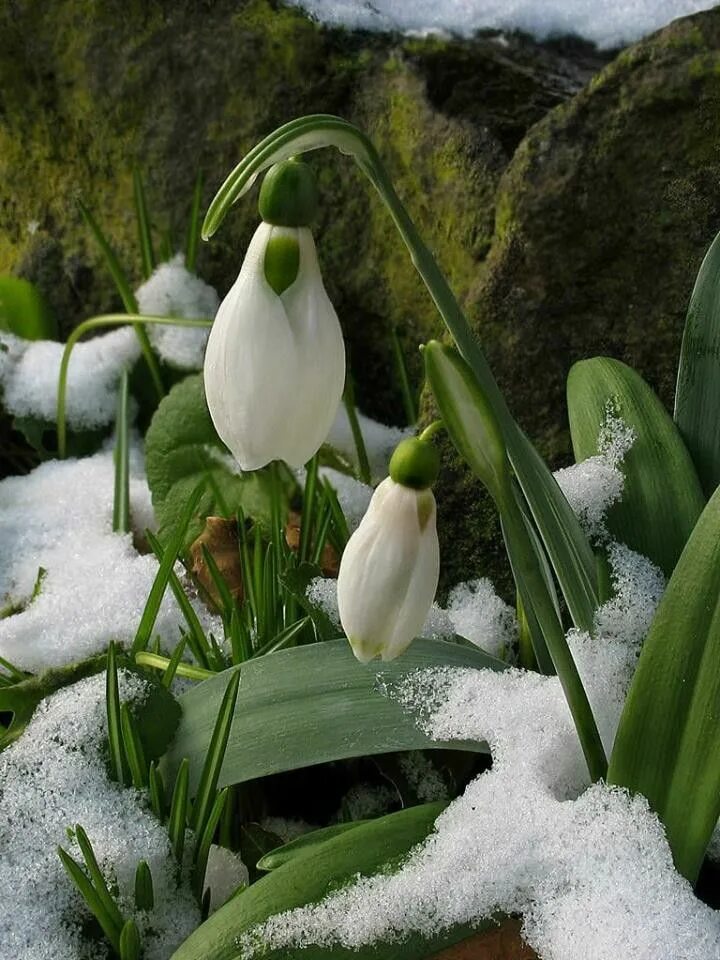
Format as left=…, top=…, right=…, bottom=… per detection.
left=113, top=369, right=131, bottom=534
left=0, top=275, right=57, bottom=340
left=160, top=639, right=501, bottom=797
left=608, top=485, right=720, bottom=883
left=568, top=357, right=705, bottom=577
left=675, top=225, right=720, bottom=497
left=144, top=374, right=292, bottom=546
left=170, top=802, right=485, bottom=960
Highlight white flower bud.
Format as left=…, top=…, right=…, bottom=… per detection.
left=337, top=476, right=440, bottom=663
left=203, top=222, right=345, bottom=470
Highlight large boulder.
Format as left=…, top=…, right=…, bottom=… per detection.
left=432, top=9, right=720, bottom=593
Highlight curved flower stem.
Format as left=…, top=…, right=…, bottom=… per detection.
left=57, top=313, right=212, bottom=459
left=418, top=419, right=444, bottom=443
left=203, top=115, right=606, bottom=782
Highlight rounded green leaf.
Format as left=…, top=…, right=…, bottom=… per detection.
left=568, top=357, right=705, bottom=576
left=0, top=276, right=57, bottom=340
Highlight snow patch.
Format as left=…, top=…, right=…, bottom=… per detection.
left=0, top=672, right=200, bottom=960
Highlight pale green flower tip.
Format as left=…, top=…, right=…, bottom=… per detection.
left=348, top=636, right=380, bottom=665
left=264, top=232, right=300, bottom=295
left=258, top=159, right=318, bottom=227
left=389, top=437, right=440, bottom=490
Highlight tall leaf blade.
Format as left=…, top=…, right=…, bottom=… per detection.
left=568, top=357, right=705, bottom=577
left=608, top=485, right=720, bottom=882
left=171, top=801, right=486, bottom=960
left=675, top=226, right=720, bottom=496
left=161, top=639, right=502, bottom=794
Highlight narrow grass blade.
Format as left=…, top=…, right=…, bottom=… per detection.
left=134, top=860, right=155, bottom=911
left=146, top=529, right=210, bottom=668
left=190, top=670, right=241, bottom=836
left=186, top=171, right=203, bottom=272
left=133, top=167, right=156, bottom=279
left=342, top=375, right=371, bottom=485
left=161, top=640, right=501, bottom=796
left=169, top=758, right=191, bottom=864
left=106, top=642, right=126, bottom=784
left=149, top=761, right=166, bottom=821
left=251, top=617, right=310, bottom=659
left=675, top=226, right=720, bottom=496
left=201, top=544, right=235, bottom=624
left=299, top=456, right=318, bottom=563
left=390, top=326, right=417, bottom=425
left=58, top=847, right=121, bottom=953
left=170, top=802, right=490, bottom=960
left=74, top=825, right=124, bottom=930
left=78, top=199, right=163, bottom=401
left=132, top=479, right=206, bottom=654
left=113, top=369, right=131, bottom=534
left=608, top=484, right=720, bottom=882
left=568, top=357, right=705, bottom=577
left=161, top=636, right=188, bottom=688
left=193, top=788, right=229, bottom=898
left=320, top=479, right=349, bottom=550
left=121, top=703, right=148, bottom=788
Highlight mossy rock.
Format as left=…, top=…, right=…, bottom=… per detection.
left=431, top=8, right=720, bottom=595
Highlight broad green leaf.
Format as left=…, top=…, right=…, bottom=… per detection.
left=675, top=226, right=720, bottom=496
left=256, top=821, right=368, bottom=871
left=608, top=485, right=720, bottom=882
left=145, top=374, right=293, bottom=546
left=171, top=801, right=485, bottom=960
left=0, top=276, right=57, bottom=340
left=161, top=639, right=503, bottom=795
left=568, top=357, right=705, bottom=577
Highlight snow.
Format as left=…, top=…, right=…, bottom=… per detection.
left=135, top=255, right=218, bottom=370
left=444, top=578, right=517, bottom=659
left=0, top=442, right=219, bottom=672
left=0, top=672, right=200, bottom=960
left=0, top=327, right=139, bottom=429
left=554, top=403, right=635, bottom=542
left=243, top=542, right=720, bottom=960
left=326, top=406, right=413, bottom=484
left=285, top=0, right=716, bottom=50
left=318, top=466, right=373, bottom=530
left=205, top=845, right=249, bottom=913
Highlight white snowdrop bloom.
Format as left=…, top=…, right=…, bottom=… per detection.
left=203, top=213, right=345, bottom=470
left=338, top=438, right=441, bottom=663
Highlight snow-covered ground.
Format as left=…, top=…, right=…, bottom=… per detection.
left=285, top=0, right=717, bottom=49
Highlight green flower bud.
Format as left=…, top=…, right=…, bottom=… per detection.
left=423, top=340, right=510, bottom=504
left=258, top=159, right=318, bottom=227
left=119, top=919, right=141, bottom=960
left=264, top=230, right=300, bottom=295
left=389, top=436, right=440, bottom=490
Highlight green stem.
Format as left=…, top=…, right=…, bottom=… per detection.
left=57, top=313, right=211, bottom=458
left=135, top=651, right=215, bottom=681
left=390, top=326, right=417, bottom=425
left=112, top=369, right=131, bottom=534
left=343, top=375, right=372, bottom=485
left=418, top=419, right=444, bottom=443
left=498, top=485, right=607, bottom=781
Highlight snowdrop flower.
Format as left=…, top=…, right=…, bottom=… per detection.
left=204, top=159, right=345, bottom=470
left=338, top=437, right=441, bottom=663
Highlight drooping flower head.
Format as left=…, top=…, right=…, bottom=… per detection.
left=337, top=436, right=441, bottom=663
left=203, top=159, right=345, bottom=471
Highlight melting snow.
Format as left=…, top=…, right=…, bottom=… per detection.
left=135, top=255, right=218, bottom=370
left=0, top=443, right=219, bottom=672
left=285, top=0, right=716, bottom=50
left=0, top=672, right=200, bottom=960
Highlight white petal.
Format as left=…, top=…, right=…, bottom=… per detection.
left=277, top=228, right=346, bottom=467
left=203, top=223, right=298, bottom=471
left=382, top=491, right=440, bottom=661
left=337, top=479, right=438, bottom=663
